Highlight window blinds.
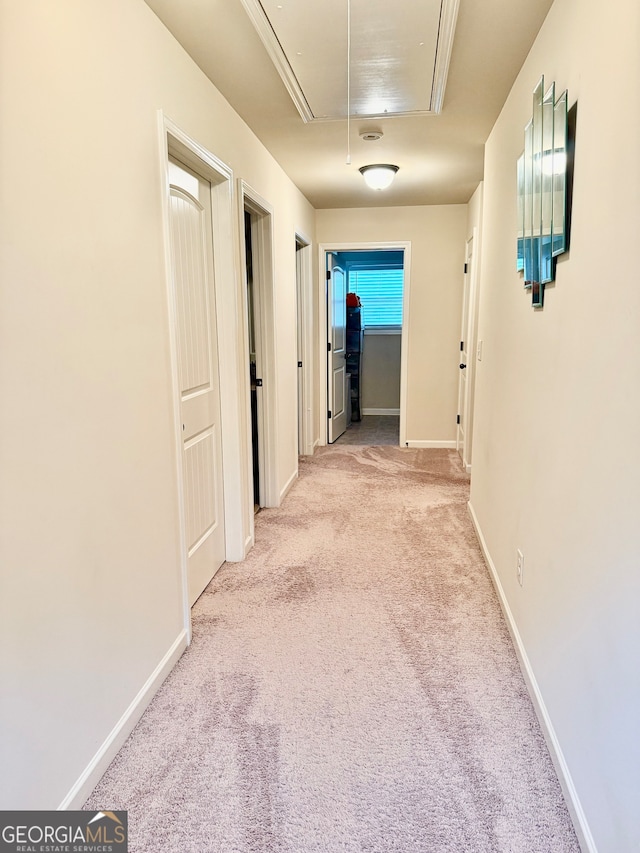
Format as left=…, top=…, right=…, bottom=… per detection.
left=347, top=268, right=404, bottom=327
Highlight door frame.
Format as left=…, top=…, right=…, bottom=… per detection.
left=326, top=255, right=348, bottom=443
left=238, top=181, right=279, bottom=512
left=457, top=228, right=478, bottom=473
left=158, top=113, right=251, bottom=637
left=295, top=232, right=315, bottom=456
left=317, top=242, right=412, bottom=446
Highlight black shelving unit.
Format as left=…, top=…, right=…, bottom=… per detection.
left=346, top=306, right=363, bottom=421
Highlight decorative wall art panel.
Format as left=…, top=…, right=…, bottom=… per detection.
left=517, top=75, right=570, bottom=308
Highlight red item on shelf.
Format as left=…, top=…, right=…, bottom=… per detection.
left=346, top=293, right=361, bottom=307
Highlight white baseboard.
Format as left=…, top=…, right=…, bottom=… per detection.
left=58, top=629, right=189, bottom=810
left=279, top=468, right=298, bottom=503
left=467, top=502, right=597, bottom=853
left=404, top=440, right=457, bottom=449
left=362, top=408, right=400, bottom=416
left=244, top=532, right=254, bottom=556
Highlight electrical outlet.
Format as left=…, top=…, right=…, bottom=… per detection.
left=516, top=549, right=524, bottom=586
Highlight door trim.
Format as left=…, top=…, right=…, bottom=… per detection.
left=326, top=256, right=348, bottom=443
left=238, top=181, right=279, bottom=512
left=459, top=228, right=478, bottom=473
left=158, top=112, right=251, bottom=637
left=296, top=232, right=314, bottom=456
left=318, top=242, right=412, bottom=446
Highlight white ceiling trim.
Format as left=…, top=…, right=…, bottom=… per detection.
left=239, top=0, right=461, bottom=123
left=239, top=0, right=314, bottom=122
left=431, top=0, right=460, bottom=113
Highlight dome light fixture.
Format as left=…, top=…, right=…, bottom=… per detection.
left=359, top=164, right=399, bottom=191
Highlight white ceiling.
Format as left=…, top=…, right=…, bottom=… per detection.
left=144, top=0, right=554, bottom=208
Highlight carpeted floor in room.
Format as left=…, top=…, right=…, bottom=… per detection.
left=334, top=414, right=399, bottom=445
left=86, top=445, right=579, bottom=852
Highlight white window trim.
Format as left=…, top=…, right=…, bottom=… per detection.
left=363, top=326, right=402, bottom=336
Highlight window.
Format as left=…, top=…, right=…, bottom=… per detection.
left=347, top=267, right=404, bottom=328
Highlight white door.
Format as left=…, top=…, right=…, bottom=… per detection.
left=457, top=238, right=473, bottom=469
left=168, top=157, right=225, bottom=605
left=327, top=255, right=347, bottom=443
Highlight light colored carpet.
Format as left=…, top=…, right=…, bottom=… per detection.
left=86, top=446, right=579, bottom=852
left=335, top=414, right=399, bottom=445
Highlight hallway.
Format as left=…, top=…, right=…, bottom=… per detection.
left=86, top=445, right=578, bottom=852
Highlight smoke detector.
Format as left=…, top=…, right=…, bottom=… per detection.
left=359, top=130, right=383, bottom=142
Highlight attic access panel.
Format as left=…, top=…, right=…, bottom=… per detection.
left=240, top=0, right=460, bottom=121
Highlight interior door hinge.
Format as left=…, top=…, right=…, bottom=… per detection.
left=464, top=263, right=468, bottom=274
left=328, top=410, right=332, bottom=419
left=456, top=414, right=461, bottom=424
left=460, top=341, right=464, bottom=351
left=298, top=361, right=303, bottom=368
left=326, top=270, right=331, bottom=280
left=327, top=342, right=331, bottom=352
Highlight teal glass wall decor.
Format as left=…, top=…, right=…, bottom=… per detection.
left=552, top=90, right=568, bottom=257
left=517, top=75, right=569, bottom=308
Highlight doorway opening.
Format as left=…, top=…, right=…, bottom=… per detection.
left=321, top=244, right=411, bottom=446
left=240, top=183, right=278, bottom=512
left=245, top=211, right=260, bottom=509
left=295, top=234, right=314, bottom=456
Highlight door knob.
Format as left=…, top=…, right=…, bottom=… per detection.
left=459, top=363, right=467, bottom=369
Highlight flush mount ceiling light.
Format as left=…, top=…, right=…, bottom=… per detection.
left=359, top=164, right=399, bottom=190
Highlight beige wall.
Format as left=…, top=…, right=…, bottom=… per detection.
left=466, top=183, right=483, bottom=242
left=470, top=0, right=640, bottom=849
left=361, top=334, right=401, bottom=411
left=0, top=0, right=314, bottom=809
left=316, top=206, right=467, bottom=443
